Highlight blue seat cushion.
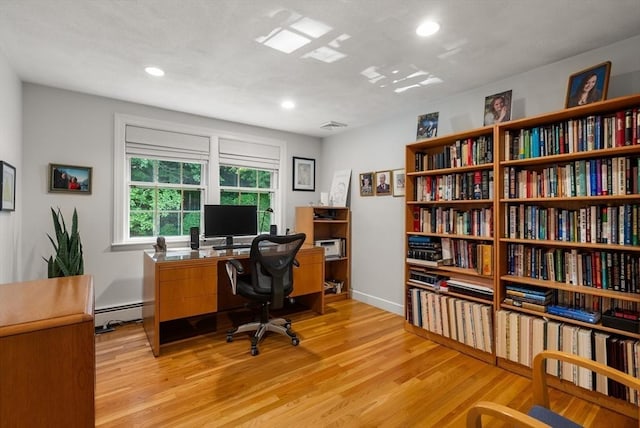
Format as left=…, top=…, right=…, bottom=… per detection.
left=528, top=405, right=583, bottom=428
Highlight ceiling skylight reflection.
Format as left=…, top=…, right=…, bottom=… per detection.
left=260, top=29, right=311, bottom=54
left=291, top=17, right=332, bottom=38
left=302, top=46, right=346, bottom=63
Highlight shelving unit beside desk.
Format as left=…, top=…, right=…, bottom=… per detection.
left=143, top=245, right=324, bottom=356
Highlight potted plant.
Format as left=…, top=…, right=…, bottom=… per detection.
left=44, top=207, right=84, bottom=278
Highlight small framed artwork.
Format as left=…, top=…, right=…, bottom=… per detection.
left=392, top=168, right=405, bottom=197
left=416, top=112, right=439, bottom=139
left=292, top=156, right=315, bottom=191
left=49, top=163, right=93, bottom=194
left=0, top=161, right=16, bottom=211
left=483, top=90, right=512, bottom=125
left=565, top=61, right=611, bottom=108
left=375, top=170, right=392, bottom=196
left=359, top=172, right=374, bottom=196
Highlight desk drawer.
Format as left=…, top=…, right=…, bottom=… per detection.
left=158, top=265, right=215, bottom=282
left=159, top=294, right=217, bottom=321
left=291, top=257, right=323, bottom=296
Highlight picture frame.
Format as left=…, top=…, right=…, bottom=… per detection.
left=565, top=61, right=611, bottom=108
left=0, top=161, right=16, bottom=211
left=483, top=90, right=512, bottom=125
left=292, top=156, right=315, bottom=191
left=329, top=169, right=351, bottom=207
left=359, top=172, right=374, bottom=197
left=48, top=163, right=93, bottom=194
left=392, top=168, right=405, bottom=197
left=374, top=170, right=392, bottom=196
left=416, top=112, right=439, bottom=140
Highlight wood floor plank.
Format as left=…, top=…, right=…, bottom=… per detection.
left=95, top=300, right=637, bottom=427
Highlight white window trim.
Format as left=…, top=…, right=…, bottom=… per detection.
left=113, top=113, right=287, bottom=248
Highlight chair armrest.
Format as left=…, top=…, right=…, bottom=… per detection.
left=225, top=259, right=244, bottom=295
left=532, top=350, right=640, bottom=416
left=293, top=258, right=300, bottom=267
left=466, top=401, right=550, bottom=428
left=227, top=259, right=244, bottom=273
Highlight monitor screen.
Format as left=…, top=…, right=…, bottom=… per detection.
left=203, top=204, right=258, bottom=238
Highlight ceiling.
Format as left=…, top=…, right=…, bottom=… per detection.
left=1, top=1, right=639, bottom=138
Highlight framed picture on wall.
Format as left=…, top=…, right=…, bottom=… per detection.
left=565, top=61, right=611, bottom=108
left=48, top=163, right=93, bottom=194
left=359, top=172, right=374, bottom=196
left=0, top=161, right=16, bottom=211
left=375, top=170, right=392, bottom=196
left=292, top=156, right=315, bottom=191
left=392, top=168, right=405, bottom=197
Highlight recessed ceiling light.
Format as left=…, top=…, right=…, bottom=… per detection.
left=416, top=20, right=440, bottom=37
left=145, top=66, right=165, bottom=77
left=281, top=100, right=295, bottom=110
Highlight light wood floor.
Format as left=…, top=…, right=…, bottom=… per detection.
left=95, top=300, right=636, bottom=427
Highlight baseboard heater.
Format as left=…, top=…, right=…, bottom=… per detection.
left=94, top=302, right=143, bottom=331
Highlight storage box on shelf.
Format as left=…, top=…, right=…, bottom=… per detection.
left=295, top=206, right=351, bottom=303
left=495, top=94, right=640, bottom=418
left=404, top=126, right=497, bottom=364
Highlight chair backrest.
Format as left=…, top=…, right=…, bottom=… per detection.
left=248, top=233, right=306, bottom=310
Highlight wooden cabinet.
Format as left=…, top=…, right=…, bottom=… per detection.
left=0, top=275, right=95, bottom=428
left=404, top=127, right=496, bottom=365
left=296, top=206, right=351, bottom=303
left=493, top=94, right=640, bottom=417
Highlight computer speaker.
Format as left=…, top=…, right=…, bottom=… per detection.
left=190, top=226, right=199, bottom=250
left=270, top=224, right=277, bottom=235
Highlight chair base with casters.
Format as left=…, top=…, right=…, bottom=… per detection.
left=226, top=299, right=300, bottom=356
left=224, top=233, right=306, bottom=356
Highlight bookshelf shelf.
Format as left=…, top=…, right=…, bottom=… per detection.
left=499, top=238, right=640, bottom=252
left=408, top=232, right=492, bottom=241
left=296, top=206, right=351, bottom=303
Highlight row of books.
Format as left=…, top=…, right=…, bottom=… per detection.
left=414, top=170, right=494, bottom=202
left=506, top=244, right=640, bottom=293
left=407, top=287, right=494, bottom=353
left=414, top=136, right=493, bottom=171
left=496, top=310, right=640, bottom=403
left=504, top=203, right=640, bottom=246
left=503, top=156, right=640, bottom=199
left=411, top=205, right=493, bottom=238
left=504, top=107, right=640, bottom=161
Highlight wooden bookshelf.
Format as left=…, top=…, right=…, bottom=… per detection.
left=404, top=126, right=497, bottom=363
left=295, top=206, right=351, bottom=303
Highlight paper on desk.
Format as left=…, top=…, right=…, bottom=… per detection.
left=226, top=262, right=237, bottom=295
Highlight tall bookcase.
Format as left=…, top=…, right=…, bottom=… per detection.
left=404, top=127, right=497, bottom=365
left=295, top=206, right=351, bottom=303
left=494, top=94, right=640, bottom=417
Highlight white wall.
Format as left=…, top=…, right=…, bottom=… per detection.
left=322, top=34, right=640, bottom=315
left=22, top=84, right=321, bottom=312
left=0, top=49, right=21, bottom=284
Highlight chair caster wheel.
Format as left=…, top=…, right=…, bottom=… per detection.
left=292, top=338, right=299, bottom=346
left=226, top=335, right=233, bottom=343
left=251, top=347, right=259, bottom=356
left=284, top=322, right=291, bottom=329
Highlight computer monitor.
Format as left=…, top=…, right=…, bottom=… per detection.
left=203, top=204, right=258, bottom=249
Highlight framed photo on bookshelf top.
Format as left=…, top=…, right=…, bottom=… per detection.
left=565, top=61, right=611, bottom=108
left=359, top=172, right=374, bottom=197
left=0, top=161, right=16, bottom=211
left=48, top=163, right=92, bottom=194
left=392, top=168, right=405, bottom=197
left=483, top=90, right=512, bottom=125
left=416, top=112, right=438, bottom=139
left=292, top=156, right=315, bottom=191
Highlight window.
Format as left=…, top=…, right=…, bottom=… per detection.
left=219, top=165, right=276, bottom=233
left=113, top=114, right=286, bottom=247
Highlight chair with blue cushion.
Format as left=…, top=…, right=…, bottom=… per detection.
left=466, top=350, right=640, bottom=427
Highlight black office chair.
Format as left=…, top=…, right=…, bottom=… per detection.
left=224, top=233, right=306, bottom=356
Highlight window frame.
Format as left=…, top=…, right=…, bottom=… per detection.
left=113, top=113, right=286, bottom=248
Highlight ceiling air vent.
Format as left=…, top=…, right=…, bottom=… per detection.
left=320, top=121, right=348, bottom=131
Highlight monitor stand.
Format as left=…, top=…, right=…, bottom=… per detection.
left=213, top=236, right=250, bottom=250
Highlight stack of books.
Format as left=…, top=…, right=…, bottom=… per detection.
left=503, top=284, right=553, bottom=312
left=406, top=235, right=452, bottom=267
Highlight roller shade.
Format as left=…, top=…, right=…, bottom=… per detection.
left=219, top=138, right=280, bottom=169
left=126, top=125, right=210, bottom=161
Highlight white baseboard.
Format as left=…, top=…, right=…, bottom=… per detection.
left=94, top=302, right=143, bottom=328
left=351, top=290, right=403, bottom=316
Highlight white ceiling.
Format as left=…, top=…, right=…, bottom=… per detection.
left=0, top=0, right=639, bottom=138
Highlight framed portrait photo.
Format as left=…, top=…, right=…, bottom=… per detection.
left=416, top=112, right=439, bottom=140
left=483, top=90, right=512, bottom=125
left=374, top=170, right=392, bottom=196
left=565, top=61, right=611, bottom=108
left=48, top=163, right=93, bottom=194
left=0, top=161, right=16, bottom=211
left=292, top=156, right=315, bottom=191
left=392, top=168, right=405, bottom=197
left=359, top=172, right=374, bottom=197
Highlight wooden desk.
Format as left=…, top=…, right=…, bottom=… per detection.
left=143, top=245, right=324, bottom=356
left=0, top=275, right=95, bottom=428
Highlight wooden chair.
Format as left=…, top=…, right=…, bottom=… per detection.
left=466, top=350, right=640, bottom=428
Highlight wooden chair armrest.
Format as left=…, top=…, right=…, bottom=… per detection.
left=466, top=401, right=550, bottom=428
